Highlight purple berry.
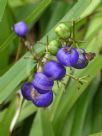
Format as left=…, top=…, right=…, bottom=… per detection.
left=56, top=46, right=79, bottom=66
left=13, top=21, right=28, bottom=37
left=32, top=91, right=53, bottom=107
left=32, top=72, right=54, bottom=94
left=72, top=50, right=88, bottom=69
left=43, top=60, right=66, bottom=80
left=21, top=82, right=53, bottom=107
left=21, top=82, right=34, bottom=100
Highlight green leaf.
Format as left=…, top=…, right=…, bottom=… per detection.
left=0, top=0, right=7, bottom=21
left=18, top=102, right=37, bottom=124
left=50, top=6, right=102, bottom=134
left=50, top=14, right=102, bottom=123
left=80, top=0, right=101, bottom=19
left=0, top=5, right=15, bottom=70
left=0, top=56, right=35, bottom=104
left=25, top=0, right=52, bottom=25
left=44, top=1, right=72, bottom=34
left=29, top=109, right=55, bottom=136
left=0, top=0, right=101, bottom=107
left=52, top=56, right=102, bottom=136
left=62, top=78, right=100, bottom=136
left=0, top=96, right=18, bottom=136
left=89, top=132, right=102, bottom=136
left=0, top=0, right=52, bottom=104
left=70, top=78, right=100, bottom=136
left=62, top=105, right=77, bottom=136
left=0, top=0, right=52, bottom=52
left=91, top=84, right=102, bottom=133
left=83, top=106, right=93, bottom=136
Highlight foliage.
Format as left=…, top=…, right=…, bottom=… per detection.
left=0, top=0, right=102, bottom=136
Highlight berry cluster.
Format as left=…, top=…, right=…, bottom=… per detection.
left=13, top=21, right=95, bottom=108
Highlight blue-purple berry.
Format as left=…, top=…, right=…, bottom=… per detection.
left=21, top=82, right=34, bottom=100
left=56, top=46, right=79, bottom=66
left=13, top=21, right=28, bottom=37
left=21, top=82, right=53, bottom=107
left=43, top=60, right=66, bottom=80
left=32, top=91, right=53, bottom=107
left=72, top=53, right=88, bottom=69
left=32, top=72, right=54, bottom=94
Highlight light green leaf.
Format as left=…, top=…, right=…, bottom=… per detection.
left=0, top=0, right=52, bottom=104
left=0, top=0, right=52, bottom=52
left=91, top=85, right=102, bottom=133
left=51, top=55, right=102, bottom=135
left=0, top=0, right=7, bottom=21
left=18, top=102, right=37, bottom=124
left=0, top=6, right=15, bottom=70
left=0, top=56, right=35, bottom=104
left=0, top=96, right=18, bottom=136
left=80, top=0, right=101, bottom=19
left=89, top=132, right=102, bottom=136
left=62, top=78, right=100, bottom=136
left=70, top=78, right=100, bottom=136
left=29, top=109, right=55, bottom=136
left=0, top=0, right=101, bottom=113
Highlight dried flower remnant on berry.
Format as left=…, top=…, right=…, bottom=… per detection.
left=32, top=91, right=53, bottom=107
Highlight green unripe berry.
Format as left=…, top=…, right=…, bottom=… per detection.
left=55, top=23, right=70, bottom=39
left=48, top=40, right=61, bottom=55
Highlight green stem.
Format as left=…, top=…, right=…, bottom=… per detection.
left=72, top=21, right=76, bottom=45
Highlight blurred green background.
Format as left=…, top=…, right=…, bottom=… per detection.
left=0, top=0, right=102, bottom=136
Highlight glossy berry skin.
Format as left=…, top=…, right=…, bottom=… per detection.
left=56, top=46, right=79, bottom=66
left=32, top=91, right=53, bottom=107
left=32, top=72, right=54, bottom=94
left=21, top=82, right=34, bottom=100
left=43, top=60, right=66, bottom=80
left=13, top=21, right=28, bottom=37
left=72, top=50, right=88, bottom=69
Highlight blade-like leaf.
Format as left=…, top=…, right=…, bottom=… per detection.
left=89, top=132, right=102, bottom=136
left=0, top=0, right=7, bottom=21
left=62, top=78, right=100, bottom=136
left=0, top=96, right=18, bottom=136
left=0, top=0, right=52, bottom=52
left=52, top=56, right=102, bottom=136
left=91, top=85, right=102, bottom=133
left=18, top=102, right=37, bottom=124
left=29, top=109, right=55, bottom=136
left=70, top=78, right=100, bottom=136
left=0, top=0, right=100, bottom=104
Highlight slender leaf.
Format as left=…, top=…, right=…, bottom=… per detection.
left=29, top=109, right=55, bottom=136
left=18, top=102, right=37, bottom=124
left=0, top=96, right=17, bottom=136
left=52, top=57, right=102, bottom=136
left=0, top=0, right=99, bottom=104
left=89, top=132, right=102, bottom=136
left=0, top=0, right=7, bottom=21
left=70, top=78, right=100, bottom=136
left=91, top=84, right=102, bottom=133
left=0, top=0, right=52, bottom=52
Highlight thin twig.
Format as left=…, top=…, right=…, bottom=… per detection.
left=15, top=38, right=25, bottom=62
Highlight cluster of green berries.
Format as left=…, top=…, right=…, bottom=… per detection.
left=13, top=21, right=95, bottom=108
